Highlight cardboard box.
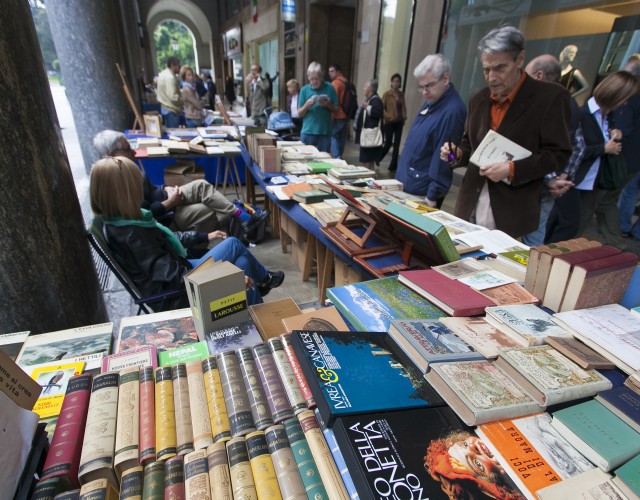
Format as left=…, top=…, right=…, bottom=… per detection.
left=334, top=257, right=363, bottom=287
left=184, top=258, right=250, bottom=340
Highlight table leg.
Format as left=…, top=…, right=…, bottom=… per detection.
left=315, top=240, right=334, bottom=303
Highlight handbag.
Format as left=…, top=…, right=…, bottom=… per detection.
left=596, top=153, right=627, bottom=190
left=359, top=105, right=383, bottom=148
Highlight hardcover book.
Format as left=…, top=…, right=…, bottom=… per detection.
left=425, top=360, right=543, bottom=426
left=398, top=269, right=495, bottom=316
left=544, top=336, right=616, bottom=370
left=119, top=465, right=143, bottom=500
left=332, top=406, right=526, bottom=500
left=252, top=343, right=294, bottom=424
left=291, top=330, right=444, bottom=426
left=115, top=308, right=198, bottom=354
left=171, top=364, right=194, bottom=455
left=267, top=338, right=307, bottom=415
left=595, top=386, right=640, bottom=433
left=281, top=305, right=350, bottom=333
left=201, top=356, right=232, bottom=443
left=184, top=450, right=211, bottom=499
left=226, top=437, right=258, bottom=499
left=550, top=400, right=640, bottom=472
left=29, top=360, right=86, bottom=418
left=16, top=322, right=113, bottom=371
left=245, top=431, right=281, bottom=499
left=389, top=319, right=484, bottom=373
left=613, top=454, right=640, bottom=499
left=484, top=304, right=570, bottom=346
left=206, top=442, right=233, bottom=499
left=553, top=304, right=640, bottom=374
left=248, top=298, right=302, bottom=340
left=440, top=316, right=527, bottom=358
left=237, top=347, right=275, bottom=431
left=101, top=345, right=157, bottom=373
left=138, top=366, right=156, bottom=466
left=282, top=417, right=328, bottom=499
left=205, top=319, right=262, bottom=355
left=185, top=360, right=214, bottom=451
left=114, top=367, right=140, bottom=479
left=326, top=277, right=444, bottom=332
left=157, top=340, right=209, bottom=366
left=476, top=282, right=540, bottom=306
left=265, top=424, right=307, bottom=498
left=495, top=345, right=612, bottom=406
left=476, top=413, right=595, bottom=500
left=155, top=366, right=178, bottom=460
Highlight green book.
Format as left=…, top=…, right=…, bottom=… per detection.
left=158, top=341, right=209, bottom=366
left=550, top=400, right=640, bottom=472
left=384, top=202, right=460, bottom=263
left=292, top=189, right=335, bottom=204
left=306, top=161, right=335, bottom=174
left=614, top=454, right=640, bottom=497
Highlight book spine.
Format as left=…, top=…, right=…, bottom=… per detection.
left=282, top=417, right=329, bottom=499
left=268, top=338, right=307, bottom=415
left=171, top=364, right=194, bottom=455
left=297, top=410, right=349, bottom=500
left=78, top=478, right=118, bottom=500
left=238, top=347, right=275, bottom=430
left=201, top=356, right=232, bottom=443
left=78, top=372, right=119, bottom=484
left=142, top=461, right=165, bottom=500
left=32, top=477, right=65, bottom=499
left=41, top=373, right=93, bottom=488
left=252, top=343, right=294, bottom=424
left=206, top=441, right=233, bottom=499
left=217, top=351, right=256, bottom=437
left=226, top=437, right=258, bottom=500
left=52, top=490, right=80, bottom=500
left=119, top=466, right=143, bottom=500
left=185, top=360, right=214, bottom=450
left=246, top=431, right=283, bottom=500
left=154, top=367, right=177, bottom=461
left=163, top=455, right=185, bottom=500
left=114, top=367, right=140, bottom=478
left=265, top=424, right=307, bottom=499
left=280, top=334, right=316, bottom=409
left=139, top=367, right=156, bottom=466
left=183, top=450, right=211, bottom=500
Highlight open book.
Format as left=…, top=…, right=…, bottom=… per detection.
left=470, top=130, right=531, bottom=184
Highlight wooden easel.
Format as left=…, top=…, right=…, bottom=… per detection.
left=116, top=63, right=144, bottom=131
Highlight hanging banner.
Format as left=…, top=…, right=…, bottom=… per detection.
left=281, top=0, right=296, bottom=23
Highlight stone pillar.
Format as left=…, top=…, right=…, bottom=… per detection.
left=47, top=0, right=134, bottom=173
left=0, top=1, right=108, bottom=334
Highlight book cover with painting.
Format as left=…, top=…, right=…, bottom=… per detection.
left=290, top=330, right=443, bottom=426
left=484, top=304, right=570, bottom=346
left=205, top=319, right=262, bottom=355
left=29, top=360, right=86, bottom=418
left=440, top=316, right=527, bottom=358
left=115, top=308, right=198, bottom=354
left=333, top=407, right=526, bottom=500
left=326, top=277, right=444, bottom=332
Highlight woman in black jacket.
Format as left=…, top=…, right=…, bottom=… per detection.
left=355, top=79, right=383, bottom=170
left=90, top=157, right=283, bottom=310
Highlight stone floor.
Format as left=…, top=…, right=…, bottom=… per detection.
left=50, top=82, right=640, bottom=326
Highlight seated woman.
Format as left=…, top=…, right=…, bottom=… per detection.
left=90, top=156, right=284, bottom=310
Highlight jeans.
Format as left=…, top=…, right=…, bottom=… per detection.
left=185, top=118, right=203, bottom=127
left=618, top=171, right=640, bottom=235
left=331, top=119, right=349, bottom=159
left=188, top=237, right=268, bottom=305
left=162, top=111, right=181, bottom=128
left=379, top=121, right=404, bottom=170
left=522, top=191, right=554, bottom=246
left=300, top=133, right=331, bottom=154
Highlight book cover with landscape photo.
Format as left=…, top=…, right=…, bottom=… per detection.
left=291, top=330, right=443, bottom=426
left=326, top=277, right=444, bottom=332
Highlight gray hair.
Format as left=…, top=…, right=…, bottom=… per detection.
left=367, top=79, right=378, bottom=93
left=93, top=129, right=127, bottom=157
left=527, top=55, right=561, bottom=83
left=307, top=61, right=322, bottom=77
left=478, top=26, right=525, bottom=60
left=414, top=53, right=451, bottom=80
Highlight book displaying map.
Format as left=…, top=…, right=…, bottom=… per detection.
left=326, top=277, right=444, bottom=332
left=290, top=330, right=443, bottom=426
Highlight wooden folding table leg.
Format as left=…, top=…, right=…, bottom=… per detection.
left=315, top=240, right=334, bottom=302
left=302, top=233, right=316, bottom=282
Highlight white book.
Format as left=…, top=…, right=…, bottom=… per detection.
left=470, top=129, right=531, bottom=185
left=485, top=304, right=570, bottom=346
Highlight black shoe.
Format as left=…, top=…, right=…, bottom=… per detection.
left=258, top=271, right=285, bottom=297
left=243, top=210, right=270, bottom=232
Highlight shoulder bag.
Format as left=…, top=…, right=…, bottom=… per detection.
left=359, top=105, right=383, bottom=148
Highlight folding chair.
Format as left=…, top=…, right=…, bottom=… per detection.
left=86, top=218, right=184, bottom=314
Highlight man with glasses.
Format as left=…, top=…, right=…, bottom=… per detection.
left=395, top=54, right=466, bottom=207
left=297, top=62, right=338, bottom=153
left=441, top=26, right=571, bottom=238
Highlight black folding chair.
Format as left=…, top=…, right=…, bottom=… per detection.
left=86, top=218, right=184, bottom=314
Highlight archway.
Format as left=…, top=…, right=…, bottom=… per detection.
left=153, top=19, right=197, bottom=73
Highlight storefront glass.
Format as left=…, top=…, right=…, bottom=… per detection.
left=376, top=0, right=415, bottom=94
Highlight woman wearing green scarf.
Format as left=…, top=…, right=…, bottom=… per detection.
left=90, top=157, right=284, bottom=309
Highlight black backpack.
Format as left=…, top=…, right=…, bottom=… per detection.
left=340, top=78, right=358, bottom=120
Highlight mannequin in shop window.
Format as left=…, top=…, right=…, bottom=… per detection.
left=560, top=44, right=589, bottom=100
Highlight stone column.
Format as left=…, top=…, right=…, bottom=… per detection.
left=0, top=0, right=108, bottom=334
left=47, top=0, right=134, bottom=173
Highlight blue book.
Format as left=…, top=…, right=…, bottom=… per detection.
left=290, top=330, right=444, bottom=426
left=551, top=400, right=640, bottom=471
left=595, top=385, right=640, bottom=433
left=326, top=277, right=444, bottom=332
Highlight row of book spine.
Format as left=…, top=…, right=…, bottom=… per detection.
left=33, top=336, right=347, bottom=499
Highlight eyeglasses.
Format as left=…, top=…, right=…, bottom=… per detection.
left=417, top=77, right=443, bottom=93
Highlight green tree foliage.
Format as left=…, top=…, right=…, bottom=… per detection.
left=154, top=20, right=196, bottom=74
left=29, top=0, right=58, bottom=71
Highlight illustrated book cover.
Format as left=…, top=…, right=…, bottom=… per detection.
left=290, top=330, right=444, bottom=426
left=0, top=331, right=29, bottom=361
left=326, top=277, right=444, bottom=333
left=29, top=360, right=86, bottom=418
left=205, top=319, right=262, bottom=355
left=425, top=360, right=543, bottom=426
left=332, top=406, right=526, bottom=500
left=388, top=319, right=484, bottom=373
left=439, top=316, right=527, bottom=358
left=484, top=304, right=570, bottom=346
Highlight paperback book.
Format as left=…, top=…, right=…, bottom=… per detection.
left=613, top=454, right=640, bottom=499
left=440, top=316, right=527, bottom=358
left=484, top=304, right=570, bottom=346
left=0, top=331, right=29, bottom=360
left=544, top=336, right=615, bottom=370
left=101, top=345, right=157, bottom=373
left=595, top=386, right=640, bottom=433
left=290, top=330, right=444, bottom=426
left=537, top=469, right=626, bottom=500
left=326, top=277, right=444, bottom=332
left=29, top=360, right=86, bottom=418
left=205, top=319, right=262, bottom=355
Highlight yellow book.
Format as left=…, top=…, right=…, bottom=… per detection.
left=246, top=431, right=282, bottom=500
left=29, top=360, right=85, bottom=418
left=171, top=364, right=194, bottom=455
left=78, top=478, right=119, bottom=500
left=155, top=367, right=177, bottom=460
left=202, top=356, right=232, bottom=442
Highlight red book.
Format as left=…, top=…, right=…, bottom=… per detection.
left=398, top=269, right=495, bottom=316
left=41, top=373, right=93, bottom=488
left=139, top=366, right=156, bottom=466
left=164, top=455, right=185, bottom=500
left=560, top=252, right=639, bottom=312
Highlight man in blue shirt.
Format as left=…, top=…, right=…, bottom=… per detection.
left=395, top=54, right=467, bottom=207
left=298, top=62, right=338, bottom=153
